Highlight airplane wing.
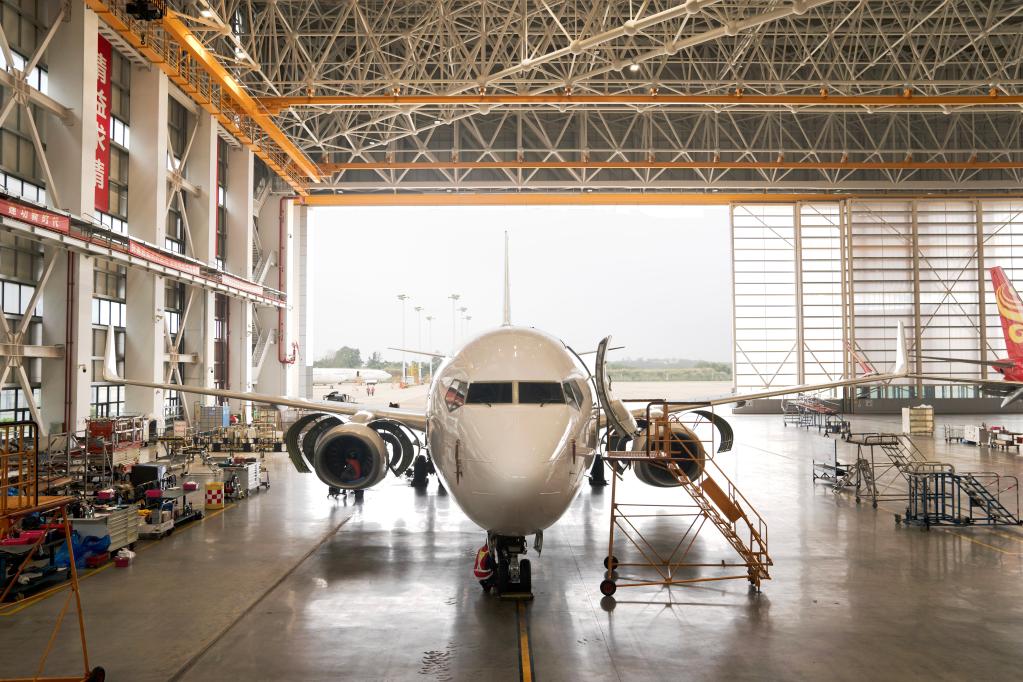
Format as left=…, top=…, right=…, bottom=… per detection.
left=914, top=355, right=1014, bottom=369
left=606, top=321, right=910, bottom=417
left=103, top=328, right=426, bottom=430
left=911, top=373, right=1023, bottom=407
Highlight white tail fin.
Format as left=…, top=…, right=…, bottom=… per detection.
left=893, top=320, right=908, bottom=376
left=102, top=324, right=119, bottom=382
left=502, top=231, right=511, bottom=326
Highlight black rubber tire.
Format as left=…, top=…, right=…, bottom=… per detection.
left=86, top=667, right=107, bottom=682
left=519, top=559, right=532, bottom=593
left=599, top=579, right=617, bottom=596
left=411, top=455, right=430, bottom=488
left=602, top=555, right=619, bottom=570
left=496, top=559, right=510, bottom=593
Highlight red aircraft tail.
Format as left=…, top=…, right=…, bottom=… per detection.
left=991, top=266, right=1023, bottom=359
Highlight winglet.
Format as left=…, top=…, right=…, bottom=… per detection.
left=502, top=231, right=511, bottom=326
left=102, top=324, right=120, bottom=382
left=893, top=320, right=908, bottom=376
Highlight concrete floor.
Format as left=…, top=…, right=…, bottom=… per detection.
left=3, top=409, right=1023, bottom=681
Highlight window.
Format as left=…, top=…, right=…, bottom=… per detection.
left=444, top=379, right=467, bottom=411
left=466, top=382, right=513, bottom=405
left=215, top=138, right=228, bottom=270
left=562, top=380, right=584, bottom=410
left=90, top=384, right=124, bottom=418
left=0, top=172, right=46, bottom=205
left=213, top=293, right=228, bottom=395
left=518, top=382, right=566, bottom=405
left=0, top=386, right=40, bottom=423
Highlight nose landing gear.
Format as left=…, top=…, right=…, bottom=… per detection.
left=489, top=535, right=533, bottom=600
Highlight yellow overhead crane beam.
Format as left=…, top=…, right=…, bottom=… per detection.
left=297, top=192, right=1023, bottom=208
left=258, top=90, right=1023, bottom=114
left=85, top=2, right=318, bottom=193
left=319, top=159, right=1023, bottom=174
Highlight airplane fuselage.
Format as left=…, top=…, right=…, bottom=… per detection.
left=425, top=326, right=597, bottom=536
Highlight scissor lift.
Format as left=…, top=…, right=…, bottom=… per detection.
left=600, top=402, right=772, bottom=596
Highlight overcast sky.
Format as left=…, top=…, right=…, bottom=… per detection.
left=307, top=205, right=732, bottom=364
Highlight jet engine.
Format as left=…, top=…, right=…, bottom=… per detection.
left=284, top=413, right=415, bottom=490
left=631, top=421, right=706, bottom=486
left=628, top=410, right=734, bottom=487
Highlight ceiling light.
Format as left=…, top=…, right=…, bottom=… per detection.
left=200, top=9, right=214, bottom=18
left=629, top=63, right=640, bottom=72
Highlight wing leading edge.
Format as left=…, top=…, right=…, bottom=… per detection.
left=103, top=326, right=427, bottom=431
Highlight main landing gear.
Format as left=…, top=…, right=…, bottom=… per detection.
left=480, top=535, right=533, bottom=599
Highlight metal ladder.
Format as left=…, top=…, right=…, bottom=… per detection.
left=879, top=436, right=927, bottom=476
left=653, top=421, right=772, bottom=585
left=957, top=474, right=1021, bottom=524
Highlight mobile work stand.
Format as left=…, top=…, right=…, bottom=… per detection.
left=1, top=421, right=104, bottom=682
left=897, top=463, right=1021, bottom=528
left=600, top=403, right=772, bottom=597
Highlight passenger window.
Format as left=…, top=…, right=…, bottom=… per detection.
left=444, top=379, right=468, bottom=411
left=466, top=382, right=513, bottom=404
left=519, top=382, right=566, bottom=405
left=562, top=380, right=583, bottom=409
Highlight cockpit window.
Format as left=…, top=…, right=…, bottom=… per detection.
left=444, top=379, right=468, bottom=411
left=518, top=381, right=566, bottom=405
left=562, top=380, right=583, bottom=409
left=466, top=382, right=513, bottom=404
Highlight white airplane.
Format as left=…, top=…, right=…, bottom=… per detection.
left=103, top=234, right=908, bottom=597
left=312, top=367, right=392, bottom=385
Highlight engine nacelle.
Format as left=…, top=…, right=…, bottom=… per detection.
left=312, top=423, right=391, bottom=490
left=631, top=422, right=706, bottom=487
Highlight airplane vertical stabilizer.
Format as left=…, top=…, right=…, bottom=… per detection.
left=502, top=231, right=511, bottom=326
left=991, top=266, right=1023, bottom=359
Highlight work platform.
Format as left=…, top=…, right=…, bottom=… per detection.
left=601, top=404, right=772, bottom=596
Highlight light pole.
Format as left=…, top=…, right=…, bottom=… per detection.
left=425, top=315, right=435, bottom=382
left=397, top=294, right=409, bottom=383
left=414, top=305, right=423, bottom=384
left=448, top=293, right=460, bottom=352
left=459, top=306, right=468, bottom=340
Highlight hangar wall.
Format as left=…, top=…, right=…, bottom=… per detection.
left=0, top=1, right=308, bottom=435
left=732, top=198, right=1023, bottom=398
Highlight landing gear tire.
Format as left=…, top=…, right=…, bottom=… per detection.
left=496, top=559, right=511, bottom=593
left=519, top=558, right=532, bottom=594
left=411, top=455, right=430, bottom=488
left=599, top=579, right=617, bottom=596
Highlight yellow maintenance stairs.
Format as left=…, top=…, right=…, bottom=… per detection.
left=600, top=407, right=772, bottom=596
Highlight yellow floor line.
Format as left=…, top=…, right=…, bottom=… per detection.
left=938, top=529, right=1023, bottom=556
left=0, top=503, right=237, bottom=616
left=517, top=601, right=533, bottom=682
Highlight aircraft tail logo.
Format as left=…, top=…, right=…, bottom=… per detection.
left=991, top=266, right=1023, bottom=356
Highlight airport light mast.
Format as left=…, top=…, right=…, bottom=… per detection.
left=397, top=293, right=409, bottom=383
left=426, top=315, right=435, bottom=382
left=414, top=305, right=423, bottom=384
left=448, top=293, right=460, bottom=352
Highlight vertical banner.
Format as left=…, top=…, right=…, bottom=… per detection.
left=94, top=36, right=112, bottom=214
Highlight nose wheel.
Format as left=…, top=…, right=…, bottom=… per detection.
left=489, top=535, right=533, bottom=599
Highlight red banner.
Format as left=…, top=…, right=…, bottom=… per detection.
left=0, top=199, right=70, bottom=233
left=94, top=36, right=112, bottom=214
left=128, top=240, right=202, bottom=276
left=219, top=273, right=266, bottom=296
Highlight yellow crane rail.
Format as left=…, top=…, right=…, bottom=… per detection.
left=85, top=2, right=317, bottom=193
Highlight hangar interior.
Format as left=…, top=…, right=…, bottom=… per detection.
left=1, top=2, right=1023, bottom=681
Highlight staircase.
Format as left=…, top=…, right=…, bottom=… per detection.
left=957, top=474, right=1021, bottom=525
left=878, top=436, right=927, bottom=475
left=652, top=420, right=773, bottom=586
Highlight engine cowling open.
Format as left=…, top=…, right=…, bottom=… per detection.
left=284, top=414, right=392, bottom=490
left=312, top=423, right=391, bottom=489
left=631, top=422, right=706, bottom=487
